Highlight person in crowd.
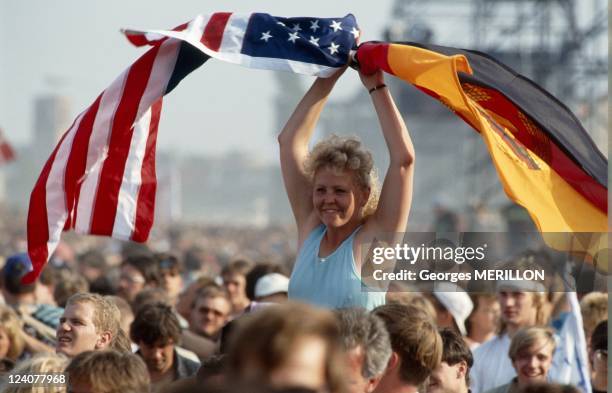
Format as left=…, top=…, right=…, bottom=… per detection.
left=245, top=262, right=287, bottom=304
left=226, top=302, right=346, bottom=393
left=156, top=253, right=185, bottom=307
left=253, top=273, right=290, bottom=304
left=53, top=271, right=89, bottom=308
left=118, top=255, right=162, bottom=304
left=175, top=276, right=216, bottom=321
left=35, top=267, right=57, bottom=307
left=107, top=295, right=134, bottom=343
left=484, top=327, right=556, bottom=393
left=589, top=320, right=607, bottom=393
left=132, top=288, right=173, bottom=315
left=372, top=303, right=442, bottom=393
left=465, top=293, right=500, bottom=349
left=166, top=282, right=217, bottom=361
left=56, top=293, right=129, bottom=357
left=1, top=253, right=64, bottom=331
left=188, top=285, right=231, bottom=343
left=336, top=308, right=391, bottom=393
left=131, top=303, right=199, bottom=392
left=427, top=328, right=473, bottom=393
left=66, top=350, right=150, bottom=393
left=0, top=306, right=28, bottom=363
left=2, top=353, right=68, bottom=393
left=579, top=292, right=607, bottom=349
left=76, top=249, right=108, bottom=285
left=280, top=67, right=415, bottom=310
left=385, top=291, right=438, bottom=322
left=470, top=253, right=549, bottom=393
left=221, top=258, right=254, bottom=317
left=0, top=305, right=53, bottom=366
left=430, top=284, right=474, bottom=337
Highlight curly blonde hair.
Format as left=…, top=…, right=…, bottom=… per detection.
left=305, top=135, right=379, bottom=217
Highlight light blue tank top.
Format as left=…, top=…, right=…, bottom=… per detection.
left=288, top=225, right=386, bottom=310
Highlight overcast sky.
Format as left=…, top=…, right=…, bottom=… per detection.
left=0, top=0, right=395, bottom=161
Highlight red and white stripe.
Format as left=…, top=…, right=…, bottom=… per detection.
left=0, top=129, right=16, bottom=164
left=25, top=39, right=180, bottom=283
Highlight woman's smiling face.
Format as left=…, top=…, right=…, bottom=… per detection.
left=313, top=167, right=368, bottom=228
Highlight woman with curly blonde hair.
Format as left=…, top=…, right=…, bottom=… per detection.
left=279, top=67, right=415, bottom=309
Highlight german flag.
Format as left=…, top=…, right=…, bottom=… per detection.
left=355, top=42, right=608, bottom=269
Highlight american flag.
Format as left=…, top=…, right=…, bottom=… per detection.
left=125, top=13, right=359, bottom=76
left=26, top=13, right=358, bottom=283
left=0, top=128, right=16, bottom=164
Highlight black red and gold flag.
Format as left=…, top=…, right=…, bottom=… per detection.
left=355, top=42, right=607, bottom=267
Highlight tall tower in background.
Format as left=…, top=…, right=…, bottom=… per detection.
left=6, top=93, right=70, bottom=210
left=32, top=95, right=70, bottom=164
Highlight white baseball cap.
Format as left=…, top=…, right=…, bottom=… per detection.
left=255, top=273, right=290, bottom=299
left=433, top=283, right=474, bottom=336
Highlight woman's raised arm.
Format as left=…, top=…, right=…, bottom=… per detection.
left=278, top=71, right=344, bottom=230
left=360, top=70, right=415, bottom=233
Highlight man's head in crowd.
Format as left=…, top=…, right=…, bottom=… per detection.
left=579, top=292, right=607, bottom=348
left=254, top=273, right=289, bottom=303
left=66, top=350, right=150, bottom=393
left=107, top=295, right=134, bottom=341
left=131, top=287, right=172, bottom=315
left=372, top=303, right=442, bottom=393
left=54, top=271, right=90, bottom=308
left=336, top=308, right=391, bottom=393
left=509, top=327, right=556, bottom=388
left=156, top=253, right=184, bottom=306
left=77, top=249, right=107, bottom=284
left=1, top=253, right=37, bottom=306
left=427, top=329, right=473, bottom=393
left=56, top=293, right=122, bottom=357
left=497, top=253, right=548, bottom=336
left=176, top=276, right=216, bottom=320
left=131, top=303, right=181, bottom=377
left=118, top=255, right=161, bottom=303
left=245, top=262, right=287, bottom=302
left=189, top=285, right=231, bottom=341
left=221, top=258, right=254, bottom=315
left=431, top=285, right=473, bottom=336
left=226, top=302, right=346, bottom=393
left=465, top=293, right=500, bottom=343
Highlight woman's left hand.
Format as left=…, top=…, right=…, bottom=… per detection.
left=359, top=69, right=385, bottom=91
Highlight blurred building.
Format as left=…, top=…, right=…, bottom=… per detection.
left=6, top=94, right=70, bottom=209
left=32, top=95, right=70, bottom=163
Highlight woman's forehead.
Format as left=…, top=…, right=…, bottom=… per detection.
left=314, top=167, right=354, bottom=182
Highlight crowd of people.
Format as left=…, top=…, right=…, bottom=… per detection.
left=0, top=59, right=606, bottom=393
left=0, top=246, right=606, bottom=393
